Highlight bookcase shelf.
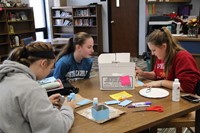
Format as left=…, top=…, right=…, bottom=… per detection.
left=51, top=6, right=73, bottom=38
left=73, top=5, right=102, bottom=55
left=51, top=5, right=102, bottom=55
left=0, top=7, right=36, bottom=63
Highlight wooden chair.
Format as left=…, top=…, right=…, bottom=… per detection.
left=150, top=111, right=195, bottom=133
left=21, top=37, right=33, bottom=46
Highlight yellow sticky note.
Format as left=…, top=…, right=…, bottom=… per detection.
left=110, top=91, right=132, bottom=100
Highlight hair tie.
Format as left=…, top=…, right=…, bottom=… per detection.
left=160, top=28, right=164, bottom=32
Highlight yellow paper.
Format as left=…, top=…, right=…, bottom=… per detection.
left=110, top=91, right=132, bottom=100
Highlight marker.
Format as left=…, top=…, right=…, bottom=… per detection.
left=132, top=101, right=152, bottom=106
left=128, top=104, right=150, bottom=108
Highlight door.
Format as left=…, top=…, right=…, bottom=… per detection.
left=108, top=0, right=139, bottom=57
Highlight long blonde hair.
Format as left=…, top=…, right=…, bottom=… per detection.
left=147, top=27, right=184, bottom=75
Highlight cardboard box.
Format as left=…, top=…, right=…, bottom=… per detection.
left=98, top=53, right=135, bottom=90
left=92, top=105, right=109, bottom=121
left=54, top=0, right=67, bottom=7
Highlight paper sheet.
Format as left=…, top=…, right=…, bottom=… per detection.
left=109, top=91, right=132, bottom=100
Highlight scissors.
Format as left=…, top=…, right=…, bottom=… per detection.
left=133, top=105, right=163, bottom=112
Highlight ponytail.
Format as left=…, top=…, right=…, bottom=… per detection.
left=56, top=37, right=75, bottom=61
left=56, top=32, right=92, bottom=61
left=147, top=27, right=184, bottom=76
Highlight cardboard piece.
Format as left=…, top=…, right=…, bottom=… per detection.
left=98, top=53, right=135, bottom=90
left=76, top=104, right=125, bottom=123
left=72, top=94, right=92, bottom=108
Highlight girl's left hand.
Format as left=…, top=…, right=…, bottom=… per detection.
left=144, top=81, right=161, bottom=88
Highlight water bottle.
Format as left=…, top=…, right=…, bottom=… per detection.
left=172, top=78, right=180, bottom=102
left=93, top=97, right=98, bottom=107
left=15, top=36, right=19, bottom=46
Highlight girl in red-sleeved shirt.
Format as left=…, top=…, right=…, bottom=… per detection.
left=139, top=27, right=200, bottom=94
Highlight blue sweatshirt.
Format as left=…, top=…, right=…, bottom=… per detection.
left=53, top=53, right=93, bottom=81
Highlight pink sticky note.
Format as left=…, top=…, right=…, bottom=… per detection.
left=120, top=76, right=131, bottom=86
left=0, top=8, right=2, bottom=11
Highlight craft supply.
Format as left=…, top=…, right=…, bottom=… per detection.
left=110, top=91, right=132, bottom=100
left=93, top=97, right=98, bottom=107
left=172, top=78, right=180, bottom=102
left=133, top=105, right=163, bottom=112
left=104, top=100, right=120, bottom=105
left=70, top=93, right=76, bottom=100
left=118, top=100, right=132, bottom=107
left=67, top=95, right=72, bottom=102
left=76, top=99, right=91, bottom=106
left=132, top=101, right=152, bottom=106
left=128, top=105, right=150, bottom=108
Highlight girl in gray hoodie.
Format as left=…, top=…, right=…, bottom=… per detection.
left=0, top=42, right=75, bottom=133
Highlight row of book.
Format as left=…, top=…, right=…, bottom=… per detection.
left=54, top=10, right=72, bottom=18
left=74, top=9, right=96, bottom=17
left=74, top=18, right=96, bottom=26
left=55, top=19, right=73, bottom=26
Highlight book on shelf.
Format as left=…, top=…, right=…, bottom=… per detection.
left=75, top=9, right=90, bottom=16
left=20, top=11, right=28, bottom=20
left=55, top=19, right=63, bottom=25
left=60, top=11, right=72, bottom=18
left=63, top=20, right=71, bottom=26
left=55, top=10, right=61, bottom=17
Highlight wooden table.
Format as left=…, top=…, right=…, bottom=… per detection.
left=70, top=76, right=200, bottom=133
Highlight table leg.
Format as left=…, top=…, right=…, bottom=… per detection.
left=195, top=109, right=200, bottom=133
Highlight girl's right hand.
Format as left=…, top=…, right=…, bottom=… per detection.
left=135, top=66, right=143, bottom=77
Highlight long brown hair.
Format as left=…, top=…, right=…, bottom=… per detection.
left=147, top=27, right=184, bottom=75
left=56, top=32, right=92, bottom=61
left=8, top=42, right=55, bottom=67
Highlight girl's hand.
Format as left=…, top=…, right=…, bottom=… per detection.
left=144, top=81, right=161, bottom=88
left=49, top=93, right=61, bottom=105
left=135, top=66, right=143, bottom=77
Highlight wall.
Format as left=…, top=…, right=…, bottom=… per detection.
left=139, top=0, right=146, bottom=55
left=190, top=0, right=200, bottom=16
left=68, top=0, right=146, bottom=55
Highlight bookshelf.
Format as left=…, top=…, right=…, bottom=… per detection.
left=73, top=5, right=102, bottom=55
left=51, top=6, right=74, bottom=38
left=51, top=5, right=103, bottom=55
left=0, top=7, right=36, bottom=63
left=146, top=0, right=191, bottom=2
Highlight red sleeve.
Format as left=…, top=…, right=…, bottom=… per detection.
left=167, top=50, right=200, bottom=94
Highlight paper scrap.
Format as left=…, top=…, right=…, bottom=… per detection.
left=120, top=75, right=131, bottom=86
left=76, top=99, right=90, bottom=106
left=118, top=100, right=132, bottom=107
left=110, top=91, right=132, bottom=100
left=137, top=80, right=144, bottom=86
left=105, top=100, right=120, bottom=105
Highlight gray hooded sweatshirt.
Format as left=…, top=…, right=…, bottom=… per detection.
left=0, top=60, right=74, bottom=133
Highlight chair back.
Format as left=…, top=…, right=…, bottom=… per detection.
left=21, top=37, right=33, bottom=46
